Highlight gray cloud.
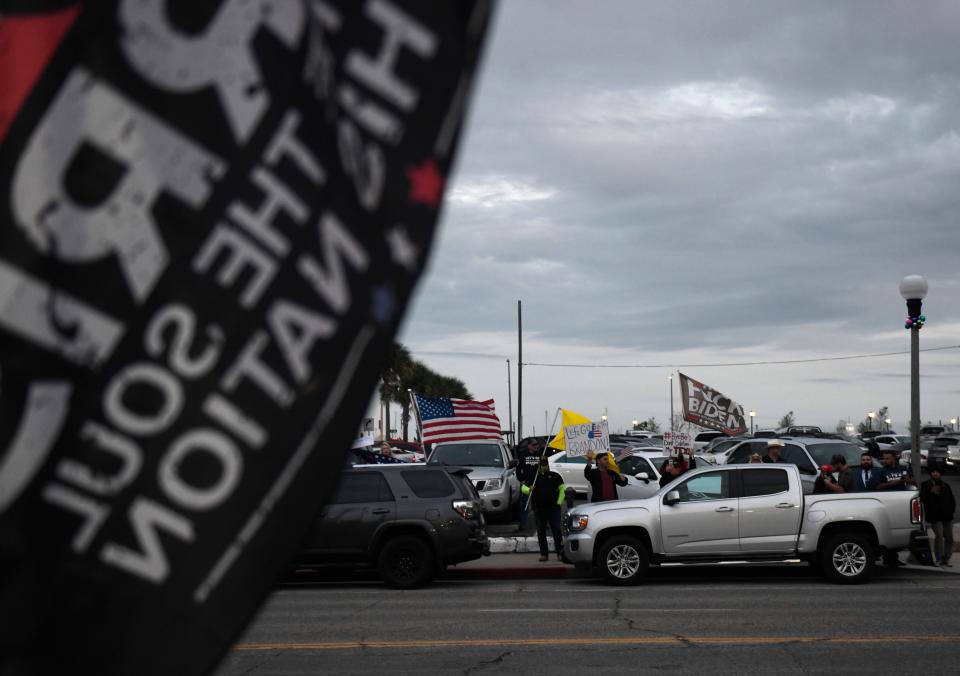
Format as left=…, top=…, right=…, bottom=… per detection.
left=398, top=1, right=960, bottom=431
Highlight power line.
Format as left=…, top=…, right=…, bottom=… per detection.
left=522, top=344, right=960, bottom=369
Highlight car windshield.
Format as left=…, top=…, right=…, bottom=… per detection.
left=428, top=444, right=504, bottom=468
left=619, top=455, right=667, bottom=473
left=806, top=442, right=861, bottom=467
left=711, top=439, right=740, bottom=453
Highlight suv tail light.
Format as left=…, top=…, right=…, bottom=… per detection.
left=453, top=500, right=479, bottom=521
left=911, top=496, right=922, bottom=524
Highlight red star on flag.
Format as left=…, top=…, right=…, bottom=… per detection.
left=0, top=5, right=80, bottom=141
left=406, top=157, right=444, bottom=208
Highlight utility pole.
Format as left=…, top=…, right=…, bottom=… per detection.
left=517, top=300, right=523, bottom=440
left=669, top=373, right=675, bottom=436
left=506, top=359, right=513, bottom=441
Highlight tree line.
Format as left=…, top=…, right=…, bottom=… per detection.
left=380, top=344, right=472, bottom=440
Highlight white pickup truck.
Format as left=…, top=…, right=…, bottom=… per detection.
left=565, top=464, right=922, bottom=584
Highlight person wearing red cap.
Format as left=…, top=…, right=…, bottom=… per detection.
left=813, top=464, right=843, bottom=494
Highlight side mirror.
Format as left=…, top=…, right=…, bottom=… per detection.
left=635, top=472, right=650, bottom=483
left=508, top=459, right=518, bottom=469
left=664, top=490, right=681, bottom=506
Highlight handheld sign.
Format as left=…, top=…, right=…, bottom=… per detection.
left=663, top=431, right=693, bottom=457
left=564, top=420, right=610, bottom=457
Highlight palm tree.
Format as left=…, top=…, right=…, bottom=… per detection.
left=380, top=344, right=414, bottom=439
left=379, top=343, right=474, bottom=439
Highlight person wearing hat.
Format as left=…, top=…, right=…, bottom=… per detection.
left=521, top=455, right=566, bottom=561
left=813, top=464, right=843, bottom=494
left=762, top=438, right=786, bottom=463
left=920, top=463, right=955, bottom=567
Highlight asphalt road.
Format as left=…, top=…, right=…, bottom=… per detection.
left=216, top=565, right=960, bottom=675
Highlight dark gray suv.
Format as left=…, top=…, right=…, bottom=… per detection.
left=297, top=465, right=489, bottom=588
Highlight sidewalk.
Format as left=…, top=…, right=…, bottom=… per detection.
left=445, top=552, right=577, bottom=580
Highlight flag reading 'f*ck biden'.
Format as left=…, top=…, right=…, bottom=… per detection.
left=678, top=373, right=748, bottom=436
left=0, top=2, right=494, bottom=674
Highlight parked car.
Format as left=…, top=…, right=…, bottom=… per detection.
left=547, top=450, right=662, bottom=500
left=782, top=426, right=823, bottom=436
left=753, top=429, right=780, bottom=439
left=296, top=465, right=488, bottom=588
left=547, top=451, right=592, bottom=496
left=427, top=440, right=519, bottom=518
left=920, top=426, right=946, bottom=438
left=898, top=449, right=928, bottom=469
left=702, top=435, right=745, bottom=454
left=386, top=439, right=425, bottom=462
left=874, top=435, right=911, bottom=453
left=565, top=464, right=922, bottom=585
left=928, top=435, right=960, bottom=471
left=721, top=437, right=870, bottom=494
left=628, top=438, right=665, bottom=449
left=692, top=431, right=728, bottom=451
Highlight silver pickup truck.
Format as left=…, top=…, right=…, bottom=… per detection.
left=565, top=464, right=922, bottom=584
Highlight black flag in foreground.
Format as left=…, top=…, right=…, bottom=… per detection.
left=0, top=1, right=493, bottom=673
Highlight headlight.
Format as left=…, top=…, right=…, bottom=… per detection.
left=568, top=514, right=589, bottom=531
left=483, top=478, right=503, bottom=491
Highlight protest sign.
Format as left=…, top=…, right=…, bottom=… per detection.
left=663, top=431, right=693, bottom=457
left=564, top=420, right=610, bottom=457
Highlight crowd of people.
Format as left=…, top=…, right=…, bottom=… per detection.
left=513, top=436, right=956, bottom=569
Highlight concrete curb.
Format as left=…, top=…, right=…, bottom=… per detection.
left=488, top=537, right=547, bottom=554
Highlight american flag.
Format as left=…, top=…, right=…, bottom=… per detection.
left=414, top=394, right=502, bottom=444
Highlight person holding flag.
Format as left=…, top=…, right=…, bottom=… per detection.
left=521, top=456, right=566, bottom=561
left=585, top=451, right=628, bottom=502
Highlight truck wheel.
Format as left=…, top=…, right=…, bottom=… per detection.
left=378, top=535, right=435, bottom=589
left=597, top=536, right=649, bottom=585
left=819, top=532, right=875, bottom=584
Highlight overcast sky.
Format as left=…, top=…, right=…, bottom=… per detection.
left=397, top=0, right=960, bottom=436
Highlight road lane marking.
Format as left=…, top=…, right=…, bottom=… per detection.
left=235, top=635, right=960, bottom=652
left=478, top=608, right=734, bottom=613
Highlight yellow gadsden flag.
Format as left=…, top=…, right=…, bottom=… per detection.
left=548, top=409, right=591, bottom=451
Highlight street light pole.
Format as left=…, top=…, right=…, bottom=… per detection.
left=900, top=275, right=928, bottom=483
left=749, top=410, right=756, bottom=435
left=868, top=411, right=875, bottom=431
left=668, top=374, right=675, bottom=436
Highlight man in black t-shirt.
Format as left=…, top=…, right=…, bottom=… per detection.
left=515, top=439, right=544, bottom=528
left=521, top=456, right=566, bottom=561
left=878, top=451, right=914, bottom=490
left=878, top=450, right=914, bottom=567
